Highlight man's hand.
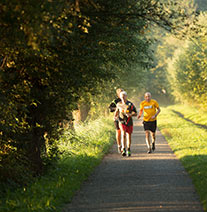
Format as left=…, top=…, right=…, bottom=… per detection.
left=152, top=114, right=157, bottom=119
left=137, top=109, right=142, bottom=119
left=126, top=112, right=131, bottom=118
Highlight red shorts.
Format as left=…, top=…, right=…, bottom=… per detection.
left=121, top=124, right=133, bottom=134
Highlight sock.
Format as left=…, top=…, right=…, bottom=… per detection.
left=146, top=139, right=150, bottom=149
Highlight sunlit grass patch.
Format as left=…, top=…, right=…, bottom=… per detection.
left=158, top=104, right=207, bottom=211
left=0, top=116, right=115, bottom=212
left=167, top=104, right=207, bottom=126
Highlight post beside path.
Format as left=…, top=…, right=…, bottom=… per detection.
left=63, top=119, right=204, bottom=212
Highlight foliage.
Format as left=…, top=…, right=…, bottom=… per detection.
left=166, top=12, right=207, bottom=106
left=0, top=116, right=114, bottom=212
left=145, top=29, right=184, bottom=99
left=144, top=0, right=207, bottom=105
left=0, top=0, right=197, bottom=183
left=136, top=0, right=198, bottom=102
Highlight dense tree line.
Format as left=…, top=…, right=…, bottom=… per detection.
left=166, top=11, right=207, bottom=107
left=144, top=0, right=206, bottom=103
left=0, top=0, right=195, bottom=184
left=144, top=0, right=207, bottom=108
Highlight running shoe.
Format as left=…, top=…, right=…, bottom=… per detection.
left=152, top=143, right=155, bottom=151
left=122, top=148, right=126, bottom=156
left=127, top=148, right=131, bottom=157
left=118, top=146, right=122, bottom=154
left=147, top=148, right=152, bottom=154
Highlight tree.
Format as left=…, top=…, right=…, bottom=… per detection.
left=165, top=11, right=207, bottom=106
left=140, top=0, right=197, bottom=102
left=0, top=0, right=197, bottom=183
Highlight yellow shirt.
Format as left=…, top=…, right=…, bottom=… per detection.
left=140, top=99, right=159, bottom=122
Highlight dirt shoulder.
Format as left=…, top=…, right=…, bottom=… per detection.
left=63, top=119, right=203, bottom=212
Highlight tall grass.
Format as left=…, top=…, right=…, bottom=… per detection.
left=158, top=104, right=207, bottom=211
left=0, top=116, right=115, bottom=212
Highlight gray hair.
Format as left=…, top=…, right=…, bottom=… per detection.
left=144, top=92, right=151, bottom=97
left=120, top=91, right=127, bottom=98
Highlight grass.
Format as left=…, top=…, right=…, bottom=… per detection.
left=2, top=104, right=207, bottom=211
left=158, top=104, right=207, bottom=211
left=0, top=116, right=115, bottom=212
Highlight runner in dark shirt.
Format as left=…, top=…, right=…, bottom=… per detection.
left=109, top=88, right=123, bottom=153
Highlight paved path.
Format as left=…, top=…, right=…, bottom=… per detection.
left=63, top=119, right=203, bottom=212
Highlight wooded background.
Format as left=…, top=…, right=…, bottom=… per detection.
left=0, top=0, right=206, bottom=185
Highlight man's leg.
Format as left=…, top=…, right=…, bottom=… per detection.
left=151, top=120, right=157, bottom=151
left=120, top=125, right=126, bottom=156
left=145, top=130, right=151, bottom=153
left=151, top=131, right=156, bottom=151
left=126, top=132, right=131, bottom=149
left=126, top=132, right=132, bottom=156
left=115, top=121, right=122, bottom=153
left=116, top=129, right=121, bottom=153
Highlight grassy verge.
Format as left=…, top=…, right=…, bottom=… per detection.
left=0, top=116, right=115, bottom=212
left=158, top=104, right=207, bottom=211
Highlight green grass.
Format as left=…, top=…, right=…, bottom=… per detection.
left=0, top=116, right=115, bottom=212
left=158, top=104, right=207, bottom=211
left=2, top=104, right=207, bottom=211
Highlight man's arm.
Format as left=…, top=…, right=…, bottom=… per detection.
left=151, top=107, right=161, bottom=119
left=131, top=105, right=137, bottom=117
left=131, top=111, right=137, bottom=117
left=137, top=108, right=143, bottom=119
left=109, top=102, right=116, bottom=112
left=113, top=108, right=119, bottom=121
left=126, top=103, right=137, bottom=117
left=127, top=109, right=137, bottom=118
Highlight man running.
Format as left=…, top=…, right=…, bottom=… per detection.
left=138, top=92, right=161, bottom=153
left=114, top=91, right=137, bottom=157
left=109, top=88, right=123, bottom=153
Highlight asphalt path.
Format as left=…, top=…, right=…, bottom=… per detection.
left=63, top=119, right=203, bottom=212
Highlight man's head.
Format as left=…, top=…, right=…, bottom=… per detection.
left=120, top=91, right=127, bottom=103
left=144, top=92, right=151, bottom=102
left=116, top=88, right=124, bottom=98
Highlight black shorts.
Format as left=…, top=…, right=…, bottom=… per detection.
left=114, top=120, right=120, bottom=130
left=143, top=120, right=157, bottom=133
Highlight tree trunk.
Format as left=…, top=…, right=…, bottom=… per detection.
left=72, top=102, right=91, bottom=125
left=27, top=128, right=44, bottom=175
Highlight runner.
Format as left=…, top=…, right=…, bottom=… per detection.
left=114, top=91, right=137, bottom=157
left=138, top=92, right=161, bottom=153
left=109, top=88, right=123, bottom=153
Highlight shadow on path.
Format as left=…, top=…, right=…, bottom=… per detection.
left=172, top=110, right=207, bottom=130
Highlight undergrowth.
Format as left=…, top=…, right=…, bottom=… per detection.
left=0, top=116, right=115, bottom=212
